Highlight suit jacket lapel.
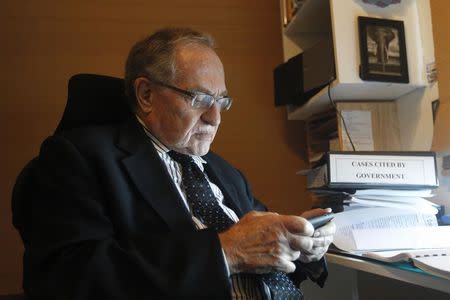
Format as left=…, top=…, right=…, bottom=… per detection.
left=116, top=118, right=194, bottom=231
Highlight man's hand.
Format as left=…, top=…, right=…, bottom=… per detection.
left=300, top=208, right=336, bottom=263
left=218, top=211, right=314, bottom=275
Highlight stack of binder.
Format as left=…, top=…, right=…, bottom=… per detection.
left=304, top=151, right=440, bottom=214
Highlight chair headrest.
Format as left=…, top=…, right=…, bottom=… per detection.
left=55, top=74, right=133, bottom=133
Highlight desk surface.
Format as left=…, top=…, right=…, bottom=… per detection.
left=326, top=253, right=450, bottom=294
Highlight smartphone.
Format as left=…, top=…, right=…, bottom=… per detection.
left=308, top=213, right=334, bottom=229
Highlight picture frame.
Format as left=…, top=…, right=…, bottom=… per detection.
left=282, top=0, right=295, bottom=27
left=358, top=16, right=409, bottom=83
left=432, top=99, right=440, bottom=123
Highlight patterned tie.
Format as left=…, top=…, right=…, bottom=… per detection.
left=168, top=151, right=303, bottom=300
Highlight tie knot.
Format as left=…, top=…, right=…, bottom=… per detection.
left=168, top=151, right=194, bottom=167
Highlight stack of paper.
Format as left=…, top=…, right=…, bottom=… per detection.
left=332, top=206, right=439, bottom=253
left=348, top=189, right=439, bottom=214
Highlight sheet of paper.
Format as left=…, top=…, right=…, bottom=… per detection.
left=413, top=256, right=450, bottom=279
left=349, top=197, right=439, bottom=215
left=363, top=248, right=450, bottom=280
left=364, top=248, right=450, bottom=261
left=352, top=226, right=450, bottom=251
left=332, top=207, right=438, bottom=252
left=353, top=195, right=437, bottom=205
left=340, top=110, right=374, bottom=151
left=352, top=189, right=434, bottom=198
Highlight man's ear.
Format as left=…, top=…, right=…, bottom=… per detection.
left=134, top=77, right=153, bottom=114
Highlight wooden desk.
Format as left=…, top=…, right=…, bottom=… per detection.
left=300, top=253, right=450, bottom=300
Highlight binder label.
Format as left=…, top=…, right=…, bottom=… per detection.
left=329, top=153, right=437, bottom=186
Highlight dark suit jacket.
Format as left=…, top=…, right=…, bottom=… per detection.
left=23, top=117, right=323, bottom=299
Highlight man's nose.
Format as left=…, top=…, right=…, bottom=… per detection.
left=201, top=103, right=221, bottom=126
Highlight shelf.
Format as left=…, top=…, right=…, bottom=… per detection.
left=284, top=0, right=331, bottom=49
left=330, top=0, right=427, bottom=87
left=287, top=79, right=423, bottom=120
left=282, top=0, right=429, bottom=121
left=280, top=0, right=436, bottom=150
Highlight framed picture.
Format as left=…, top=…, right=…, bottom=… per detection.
left=282, top=0, right=295, bottom=27
left=432, top=99, right=440, bottom=123
left=358, top=16, right=409, bottom=83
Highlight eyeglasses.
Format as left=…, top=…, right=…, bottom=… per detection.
left=150, top=79, right=233, bottom=111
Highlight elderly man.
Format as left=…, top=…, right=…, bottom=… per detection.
left=20, top=28, right=335, bottom=299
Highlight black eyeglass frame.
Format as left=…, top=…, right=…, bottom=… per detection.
left=147, top=78, right=233, bottom=111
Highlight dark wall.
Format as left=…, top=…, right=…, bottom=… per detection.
left=0, top=0, right=310, bottom=293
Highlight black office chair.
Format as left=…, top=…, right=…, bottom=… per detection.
left=54, top=73, right=132, bottom=134
left=11, top=74, right=132, bottom=297
left=0, top=295, right=27, bottom=300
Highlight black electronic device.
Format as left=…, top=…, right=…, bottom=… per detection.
left=273, top=38, right=335, bottom=107
left=308, top=213, right=334, bottom=229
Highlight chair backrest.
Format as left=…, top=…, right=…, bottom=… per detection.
left=55, top=73, right=133, bottom=133
left=12, top=158, right=38, bottom=246
left=0, top=294, right=26, bottom=300
left=13, top=74, right=132, bottom=245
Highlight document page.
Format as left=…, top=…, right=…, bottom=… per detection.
left=363, top=248, right=450, bottom=280
left=352, top=189, right=434, bottom=198
left=340, top=110, right=374, bottom=151
left=349, top=197, right=439, bottom=215
left=332, top=206, right=437, bottom=252
left=412, top=256, right=450, bottom=280
left=352, top=226, right=450, bottom=251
